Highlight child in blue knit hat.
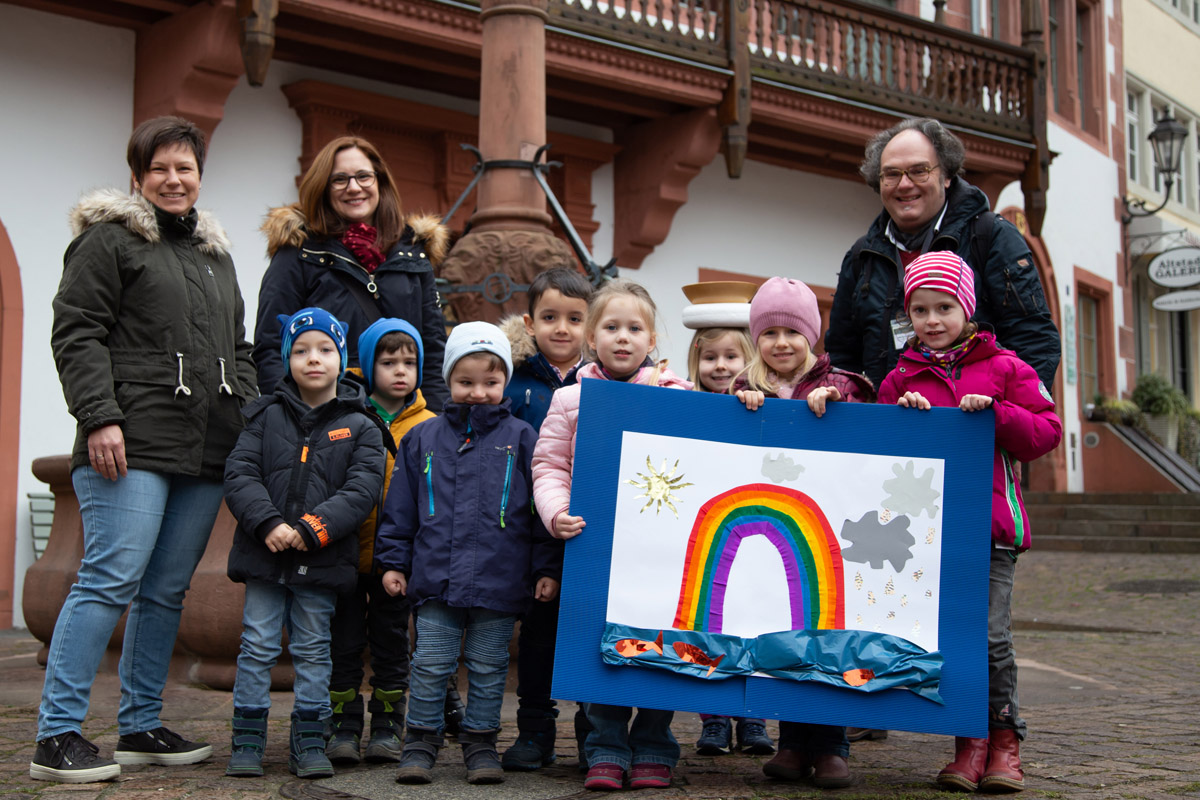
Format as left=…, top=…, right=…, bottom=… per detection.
left=223, top=307, right=388, bottom=780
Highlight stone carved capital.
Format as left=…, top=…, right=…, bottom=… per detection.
left=439, top=230, right=577, bottom=323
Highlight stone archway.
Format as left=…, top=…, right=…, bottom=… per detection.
left=1000, top=206, right=1067, bottom=492
left=0, top=220, right=24, bottom=627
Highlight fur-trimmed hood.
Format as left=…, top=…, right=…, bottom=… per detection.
left=261, top=204, right=449, bottom=265
left=501, top=314, right=538, bottom=368
left=69, top=188, right=231, bottom=255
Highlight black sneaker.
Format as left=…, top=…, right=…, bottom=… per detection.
left=695, top=717, right=732, bottom=755
left=114, top=727, right=212, bottom=766
left=30, top=731, right=121, bottom=783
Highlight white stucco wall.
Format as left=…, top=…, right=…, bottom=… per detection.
left=624, top=157, right=879, bottom=368
left=0, top=5, right=136, bottom=628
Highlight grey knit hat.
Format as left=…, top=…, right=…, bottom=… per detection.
left=442, top=321, right=514, bottom=386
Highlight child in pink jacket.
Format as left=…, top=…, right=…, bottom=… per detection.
left=876, top=251, right=1061, bottom=794
left=532, top=278, right=690, bottom=791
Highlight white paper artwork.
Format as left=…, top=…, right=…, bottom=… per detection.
left=605, top=432, right=946, bottom=653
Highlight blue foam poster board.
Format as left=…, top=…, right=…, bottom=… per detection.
left=550, top=380, right=994, bottom=737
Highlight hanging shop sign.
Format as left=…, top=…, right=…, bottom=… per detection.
left=1147, top=247, right=1200, bottom=288
left=1151, top=289, right=1200, bottom=312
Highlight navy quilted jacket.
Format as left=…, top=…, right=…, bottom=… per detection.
left=375, top=399, right=561, bottom=614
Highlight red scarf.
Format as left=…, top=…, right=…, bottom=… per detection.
left=341, top=223, right=384, bottom=273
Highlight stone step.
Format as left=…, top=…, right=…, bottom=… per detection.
left=1030, top=520, right=1200, bottom=539
left=1034, top=536, right=1200, bottom=554
left=1029, top=504, right=1200, bottom=523
left=1025, top=491, right=1200, bottom=506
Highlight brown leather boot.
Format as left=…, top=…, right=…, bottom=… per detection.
left=762, top=748, right=812, bottom=781
left=811, top=753, right=851, bottom=789
left=936, top=737, right=989, bottom=791
left=978, top=729, right=1024, bottom=793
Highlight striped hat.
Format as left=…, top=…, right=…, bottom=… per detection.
left=903, top=251, right=977, bottom=318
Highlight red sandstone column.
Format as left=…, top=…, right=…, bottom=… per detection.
left=439, top=0, right=576, bottom=323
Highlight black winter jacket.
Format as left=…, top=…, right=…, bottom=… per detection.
left=225, top=379, right=388, bottom=593
left=52, top=190, right=257, bottom=480
left=825, top=177, right=1061, bottom=389
left=254, top=206, right=450, bottom=411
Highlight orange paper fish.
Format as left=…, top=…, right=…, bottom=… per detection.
left=843, top=668, right=875, bottom=687
left=672, top=641, right=725, bottom=677
left=614, top=631, right=664, bottom=658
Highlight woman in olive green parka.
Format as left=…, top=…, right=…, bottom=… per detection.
left=33, top=117, right=256, bottom=785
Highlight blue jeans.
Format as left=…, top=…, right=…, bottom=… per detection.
left=585, top=704, right=680, bottom=770
left=406, top=601, right=515, bottom=732
left=233, top=580, right=338, bottom=714
left=38, top=468, right=222, bottom=740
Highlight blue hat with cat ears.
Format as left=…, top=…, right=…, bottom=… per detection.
left=277, top=308, right=349, bottom=378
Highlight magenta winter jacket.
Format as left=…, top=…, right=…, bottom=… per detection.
left=732, top=353, right=876, bottom=403
left=532, top=360, right=691, bottom=533
left=878, top=332, right=1062, bottom=551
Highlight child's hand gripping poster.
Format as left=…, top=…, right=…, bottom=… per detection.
left=551, top=380, right=995, bottom=737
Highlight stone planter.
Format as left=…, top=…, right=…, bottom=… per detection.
left=1144, top=414, right=1180, bottom=452
left=22, top=455, right=293, bottom=690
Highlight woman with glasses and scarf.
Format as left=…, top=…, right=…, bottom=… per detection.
left=255, top=136, right=450, bottom=410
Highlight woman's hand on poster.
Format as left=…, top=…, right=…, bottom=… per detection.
left=87, top=424, right=128, bottom=481
left=896, top=391, right=931, bottom=410
left=736, top=389, right=765, bottom=411
left=959, top=394, right=994, bottom=412
left=535, top=577, right=560, bottom=602
left=807, top=386, right=842, bottom=417
left=554, top=513, right=586, bottom=539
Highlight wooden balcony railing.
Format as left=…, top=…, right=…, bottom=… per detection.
left=545, top=0, right=1038, bottom=142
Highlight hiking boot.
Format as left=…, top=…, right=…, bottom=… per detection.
left=978, top=729, right=1024, bottom=793
left=289, top=709, right=334, bottom=779
left=443, top=677, right=465, bottom=737
left=696, top=716, right=732, bottom=755
left=325, top=688, right=363, bottom=765
left=735, top=718, right=775, bottom=755
left=395, top=724, right=442, bottom=784
left=225, top=708, right=268, bottom=778
left=461, top=728, right=504, bottom=784
left=29, top=732, right=121, bottom=783
left=114, top=726, right=212, bottom=766
left=501, top=709, right=557, bottom=771
left=364, top=689, right=406, bottom=763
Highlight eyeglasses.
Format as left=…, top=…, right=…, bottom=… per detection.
left=880, top=165, right=939, bottom=187
left=330, top=171, right=377, bottom=189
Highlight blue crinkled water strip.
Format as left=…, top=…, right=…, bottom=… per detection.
left=602, top=623, right=943, bottom=704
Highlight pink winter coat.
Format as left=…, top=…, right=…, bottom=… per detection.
left=532, top=360, right=691, bottom=533
left=878, top=332, right=1062, bottom=551
left=732, top=353, right=876, bottom=403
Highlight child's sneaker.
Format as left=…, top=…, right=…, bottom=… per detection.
left=734, top=719, right=775, bottom=755
left=629, top=763, right=672, bottom=789
left=114, top=726, right=212, bottom=765
left=584, top=762, right=625, bottom=791
left=695, top=716, right=732, bottom=755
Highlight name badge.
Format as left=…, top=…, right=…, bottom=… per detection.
left=890, top=316, right=914, bottom=349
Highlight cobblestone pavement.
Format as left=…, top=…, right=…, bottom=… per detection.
left=0, top=551, right=1196, bottom=799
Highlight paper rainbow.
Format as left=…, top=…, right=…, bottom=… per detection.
left=673, top=483, right=844, bottom=634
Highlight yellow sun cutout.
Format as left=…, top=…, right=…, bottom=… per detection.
left=626, top=456, right=693, bottom=517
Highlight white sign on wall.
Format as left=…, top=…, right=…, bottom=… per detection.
left=1147, top=247, right=1200, bottom=288
left=1151, top=290, right=1200, bottom=313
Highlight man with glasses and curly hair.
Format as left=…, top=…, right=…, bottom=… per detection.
left=825, top=117, right=1060, bottom=391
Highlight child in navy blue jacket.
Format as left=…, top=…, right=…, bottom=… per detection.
left=224, top=308, right=387, bottom=780
left=377, top=321, right=561, bottom=786
left=499, top=266, right=590, bottom=770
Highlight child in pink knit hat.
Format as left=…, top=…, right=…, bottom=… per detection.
left=731, top=277, right=874, bottom=788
